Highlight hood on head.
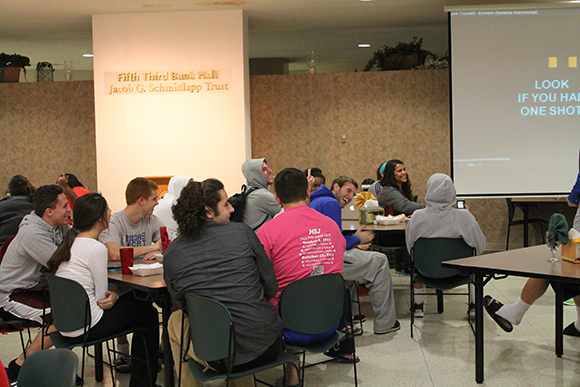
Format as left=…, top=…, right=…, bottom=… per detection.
left=425, top=173, right=456, bottom=211
left=242, top=158, right=268, bottom=189
left=167, top=175, right=191, bottom=199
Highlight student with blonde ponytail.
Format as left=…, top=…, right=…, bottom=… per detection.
left=48, top=193, right=159, bottom=387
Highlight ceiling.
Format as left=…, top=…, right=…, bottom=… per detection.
left=0, top=0, right=541, bottom=74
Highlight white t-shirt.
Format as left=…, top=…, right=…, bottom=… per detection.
left=55, top=237, right=108, bottom=337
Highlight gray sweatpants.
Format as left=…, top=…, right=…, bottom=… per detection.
left=342, top=249, right=397, bottom=332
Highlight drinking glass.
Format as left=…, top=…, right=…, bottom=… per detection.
left=546, top=231, right=560, bottom=263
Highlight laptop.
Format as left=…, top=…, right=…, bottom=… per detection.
left=341, top=197, right=360, bottom=220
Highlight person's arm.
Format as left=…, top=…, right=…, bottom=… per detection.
left=318, top=200, right=362, bottom=249
left=56, top=174, right=78, bottom=205
left=387, top=188, right=425, bottom=215
left=104, top=241, right=160, bottom=261
left=22, top=226, right=68, bottom=266
left=249, top=228, right=278, bottom=300
left=568, top=171, right=580, bottom=206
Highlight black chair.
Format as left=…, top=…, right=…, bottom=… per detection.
left=506, top=198, right=548, bottom=250
left=17, top=349, right=78, bottom=387
left=410, top=238, right=475, bottom=338
left=45, top=274, right=152, bottom=386
left=181, top=293, right=298, bottom=387
left=279, top=273, right=357, bottom=387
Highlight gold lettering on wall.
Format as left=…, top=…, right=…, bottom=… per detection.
left=104, top=68, right=231, bottom=96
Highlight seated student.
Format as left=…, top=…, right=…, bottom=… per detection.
left=258, top=168, right=353, bottom=386
left=152, top=174, right=192, bottom=240
left=56, top=173, right=91, bottom=209
left=0, top=175, right=35, bottom=245
left=406, top=173, right=486, bottom=317
left=368, top=161, right=388, bottom=199
left=47, top=193, right=159, bottom=387
left=377, top=159, right=425, bottom=216
left=0, top=185, right=71, bottom=381
left=241, top=158, right=282, bottom=231
left=164, top=179, right=282, bottom=387
left=303, top=167, right=325, bottom=191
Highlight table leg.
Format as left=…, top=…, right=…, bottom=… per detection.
left=94, top=343, right=103, bottom=382
left=555, top=282, right=563, bottom=357
left=161, top=293, right=175, bottom=387
left=522, top=204, right=529, bottom=247
left=475, top=273, right=484, bottom=383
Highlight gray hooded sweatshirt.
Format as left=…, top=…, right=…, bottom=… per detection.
left=405, top=173, right=486, bottom=254
left=241, top=158, right=281, bottom=231
left=0, top=212, right=69, bottom=317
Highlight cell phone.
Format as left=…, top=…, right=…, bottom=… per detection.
left=457, top=199, right=465, bottom=209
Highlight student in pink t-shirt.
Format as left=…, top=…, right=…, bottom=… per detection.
left=257, top=168, right=354, bottom=387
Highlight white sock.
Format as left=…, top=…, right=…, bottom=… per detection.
left=496, top=297, right=531, bottom=325
left=574, top=306, right=580, bottom=330
left=118, top=343, right=130, bottom=357
left=415, top=287, right=424, bottom=305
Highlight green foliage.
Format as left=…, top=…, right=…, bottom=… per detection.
left=363, top=37, right=436, bottom=71
left=0, top=52, right=31, bottom=68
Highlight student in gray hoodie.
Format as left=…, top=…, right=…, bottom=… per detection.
left=406, top=173, right=486, bottom=317
left=0, top=184, right=71, bottom=381
left=241, top=158, right=282, bottom=231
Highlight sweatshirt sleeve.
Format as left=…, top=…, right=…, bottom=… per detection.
left=379, top=187, right=425, bottom=216
left=317, top=200, right=361, bottom=249
left=568, top=171, right=580, bottom=205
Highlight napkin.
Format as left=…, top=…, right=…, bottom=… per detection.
left=548, top=213, right=568, bottom=247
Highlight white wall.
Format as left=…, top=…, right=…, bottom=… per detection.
left=93, top=10, right=250, bottom=211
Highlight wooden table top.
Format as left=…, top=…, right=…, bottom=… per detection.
left=342, top=219, right=408, bottom=232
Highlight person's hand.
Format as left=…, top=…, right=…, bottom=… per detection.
left=356, top=243, right=371, bottom=250
left=97, top=291, right=118, bottom=310
left=142, top=241, right=161, bottom=260
left=354, top=228, right=374, bottom=245
left=567, top=198, right=577, bottom=207
left=56, top=174, right=69, bottom=189
left=306, top=169, right=315, bottom=190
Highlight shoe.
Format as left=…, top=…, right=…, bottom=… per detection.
left=563, top=322, right=580, bottom=337
left=6, top=359, right=20, bottom=382
left=75, top=374, right=83, bottom=386
left=352, top=314, right=366, bottom=323
left=564, top=299, right=575, bottom=306
left=353, top=326, right=363, bottom=336
left=483, top=295, right=513, bottom=333
left=374, top=320, right=401, bottom=335
left=322, top=351, right=360, bottom=364
left=413, top=303, right=424, bottom=318
left=395, top=268, right=411, bottom=276
left=114, top=355, right=132, bottom=374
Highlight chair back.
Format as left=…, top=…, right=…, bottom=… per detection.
left=185, top=293, right=234, bottom=363
left=279, top=273, right=344, bottom=335
left=45, top=274, right=91, bottom=333
left=18, top=348, right=78, bottom=387
left=0, top=235, right=16, bottom=265
left=506, top=198, right=515, bottom=223
left=412, top=238, right=475, bottom=279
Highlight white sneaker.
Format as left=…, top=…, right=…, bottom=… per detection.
left=413, top=303, right=424, bottom=318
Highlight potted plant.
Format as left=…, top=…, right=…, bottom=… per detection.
left=363, top=37, right=435, bottom=71
left=0, top=52, right=31, bottom=82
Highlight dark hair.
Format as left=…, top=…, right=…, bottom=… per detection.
left=172, top=179, right=224, bottom=237
left=276, top=168, right=308, bottom=204
left=379, top=159, right=414, bottom=200
left=8, top=175, right=35, bottom=198
left=47, top=193, right=109, bottom=273
left=304, top=167, right=325, bottom=184
left=33, top=185, right=64, bottom=217
left=376, top=162, right=388, bottom=181
left=65, top=173, right=84, bottom=189
left=331, top=176, right=358, bottom=190
left=125, top=177, right=158, bottom=205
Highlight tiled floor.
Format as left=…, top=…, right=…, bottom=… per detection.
left=2, top=270, right=580, bottom=386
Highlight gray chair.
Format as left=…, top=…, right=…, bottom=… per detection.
left=18, top=348, right=78, bottom=387
left=279, top=273, right=357, bottom=387
left=45, top=273, right=152, bottom=386
left=181, top=293, right=298, bottom=387
left=410, top=238, right=475, bottom=337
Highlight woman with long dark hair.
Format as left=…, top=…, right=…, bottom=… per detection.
left=377, top=159, right=425, bottom=216
left=47, top=193, right=159, bottom=387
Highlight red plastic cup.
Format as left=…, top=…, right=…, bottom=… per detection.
left=384, top=204, right=394, bottom=216
left=120, top=247, right=134, bottom=274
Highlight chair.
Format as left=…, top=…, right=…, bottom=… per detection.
left=45, top=274, right=152, bottom=386
left=17, top=348, right=78, bottom=387
left=181, top=293, right=298, bottom=387
left=279, top=273, right=357, bottom=387
left=506, top=198, right=548, bottom=250
left=410, top=238, right=475, bottom=338
left=0, top=235, right=42, bottom=359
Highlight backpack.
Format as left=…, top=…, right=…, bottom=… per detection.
left=228, top=184, right=258, bottom=223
